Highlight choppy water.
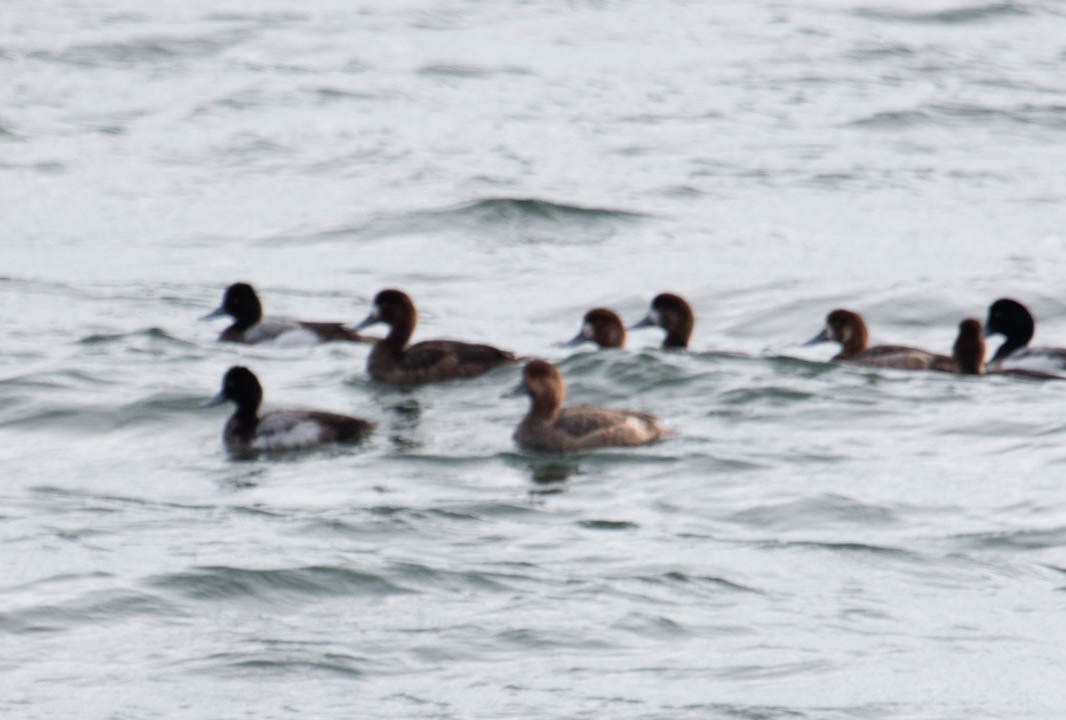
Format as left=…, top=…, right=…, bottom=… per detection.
left=4, top=1, right=1066, bottom=717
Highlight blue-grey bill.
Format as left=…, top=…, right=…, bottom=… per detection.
left=201, top=392, right=227, bottom=408
left=804, top=329, right=831, bottom=346
left=502, top=382, right=527, bottom=398
left=628, top=314, right=656, bottom=331
left=564, top=330, right=589, bottom=347
left=352, top=312, right=379, bottom=332
left=200, top=306, right=227, bottom=321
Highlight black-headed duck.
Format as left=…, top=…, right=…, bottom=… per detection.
left=566, top=308, right=626, bottom=349
left=984, top=298, right=1066, bottom=372
left=204, top=366, right=374, bottom=454
left=629, top=293, right=694, bottom=349
left=510, top=359, right=666, bottom=452
left=353, top=288, right=517, bottom=384
left=203, top=283, right=369, bottom=345
left=807, top=308, right=953, bottom=371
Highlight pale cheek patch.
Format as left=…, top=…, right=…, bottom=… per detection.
left=582, top=322, right=594, bottom=339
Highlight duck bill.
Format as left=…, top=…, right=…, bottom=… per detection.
left=628, top=314, right=656, bottom=331
left=200, top=306, right=227, bottom=321
left=804, top=328, right=831, bottom=346
left=351, top=310, right=380, bottom=333
left=564, top=330, right=590, bottom=347
left=501, top=381, right=527, bottom=399
left=201, top=392, right=227, bottom=408
left=982, top=325, right=998, bottom=338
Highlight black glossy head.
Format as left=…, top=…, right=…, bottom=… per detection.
left=206, top=365, right=263, bottom=414
left=205, top=283, right=263, bottom=328
left=985, top=298, right=1034, bottom=362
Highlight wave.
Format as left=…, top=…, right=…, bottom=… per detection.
left=417, top=63, right=532, bottom=78
left=27, top=31, right=246, bottom=68
left=148, top=564, right=410, bottom=602
left=76, top=326, right=194, bottom=347
left=290, top=197, right=647, bottom=246
left=724, top=494, right=899, bottom=530
left=0, top=589, right=179, bottom=634
left=848, top=103, right=1066, bottom=130
left=854, top=2, right=1029, bottom=24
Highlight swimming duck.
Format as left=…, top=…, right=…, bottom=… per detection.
left=984, top=298, right=1066, bottom=372
left=629, top=293, right=694, bottom=349
left=510, top=359, right=666, bottom=452
left=807, top=309, right=953, bottom=370
left=566, top=308, right=626, bottom=349
left=203, top=283, right=369, bottom=345
left=352, top=289, right=517, bottom=383
left=204, top=366, right=374, bottom=453
left=947, top=318, right=985, bottom=374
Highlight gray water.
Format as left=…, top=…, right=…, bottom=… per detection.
left=4, top=1, right=1066, bottom=717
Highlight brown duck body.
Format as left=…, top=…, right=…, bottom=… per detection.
left=356, top=289, right=516, bottom=384
left=813, top=311, right=991, bottom=376
left=368, top=338, right=517, bottom=384
left=512, top=360, right=665, bottom=452
left=814, top=309, right=956, bottom=371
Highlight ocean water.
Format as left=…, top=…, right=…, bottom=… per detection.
left=3, top=1, right=1066, bottom=717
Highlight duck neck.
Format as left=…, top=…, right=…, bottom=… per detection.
left=527, top=392, right=560, bottom=423
left=229, top=402, right=260, bottom=442
left=991, top=335, right=1030, bottom=362
left=230, top=298, right=263, bottom=333
left=662, top=330, right=689, bottom=349
left=381, top=317, right=414, bottom=352
left=954, top=338, right=986, bottom=375
left=835, top=323, right=868, bottom=359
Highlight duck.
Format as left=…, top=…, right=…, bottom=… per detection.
left=946, top=318, right=985, bottom=374
left=352, top=288, right=517, bottom=383
left=984, top=298, right=1066, bottom=372
left=566, top=308, right=626, bottom=349
left=510, top=359, right=666, bottom=452
left=204, top=366, right=374, bottom=453
left=203, top=282, right=369, bottom=345
left=807, top=308, right=954, bottom=370
left=629, top=293, right=694, bottom=349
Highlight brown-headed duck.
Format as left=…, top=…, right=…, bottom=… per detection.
left=629, top=293, right=694, bottom=349
left=566, top=308, right=626, bottom=349
left=947, top=318, right=985, bottom=375
left=807, top=308, right=954, bottom=371
left=984, top=298, right=1066, bottom=372
left=352, top=288, right=517, bottom=384
left=510, top=359, right=666, bottom=452
left=203, top=283, right=370, bottom=345
left=204, top=366, right=374, bottom=454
